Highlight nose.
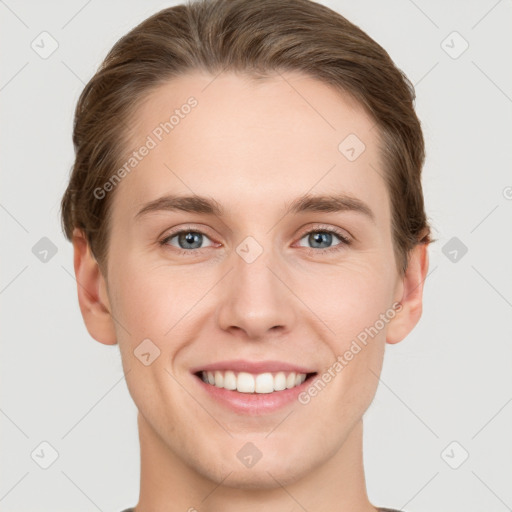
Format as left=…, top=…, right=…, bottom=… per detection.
left=216, top=242, right=296, bottom=341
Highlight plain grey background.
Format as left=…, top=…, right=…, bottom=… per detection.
left=1, top=1, right=511, bottom=511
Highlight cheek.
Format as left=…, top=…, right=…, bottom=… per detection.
left=108, top=260, right=171, bottom=346
left=306, top=259, right=393, bottom=401
left=109, top=241, right=397, bottom=352
left=307, top=258, right=396, bottom=340
left=109, top=257, right=221, bottom=354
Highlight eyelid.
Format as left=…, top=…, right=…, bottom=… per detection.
left=160, top=223, right=215, bottom=240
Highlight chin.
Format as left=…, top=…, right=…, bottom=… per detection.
left=196, top=448, right=314, bottom=491
left=213, top=466, right=306, bottom=491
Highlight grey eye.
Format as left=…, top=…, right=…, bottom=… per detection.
left=298, top=230, right=344, bottom=249
left=163, top=230, right=214, bottom=250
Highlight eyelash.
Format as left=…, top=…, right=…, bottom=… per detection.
left=159, top=225, right=352, bottom=257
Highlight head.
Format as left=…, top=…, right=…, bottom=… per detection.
left=61, top=0, right=432, bottom=491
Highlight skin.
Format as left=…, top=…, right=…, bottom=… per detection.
left=72, top=70, right=429, bottom=512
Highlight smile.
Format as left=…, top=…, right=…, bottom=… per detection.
left=196, top=370, right=317, bottom=394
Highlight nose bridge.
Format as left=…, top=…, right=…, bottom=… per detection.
left=216, top=235, right=295, bottom=338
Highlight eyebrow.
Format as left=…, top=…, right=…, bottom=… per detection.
left=135, top=193, right=375, bottom=223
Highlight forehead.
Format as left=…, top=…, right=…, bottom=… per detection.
left=111, top=70, right=389, bottom=225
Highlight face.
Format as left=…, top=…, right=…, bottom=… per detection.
left=87, top=71, right=413, bottom=488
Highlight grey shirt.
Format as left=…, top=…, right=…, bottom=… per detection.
left=121, top=508, right=405, bottom=511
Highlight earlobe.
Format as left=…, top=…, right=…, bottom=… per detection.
left=386, top=243, right=429, bottom=345
left=72, top=228, right=117, bottom=345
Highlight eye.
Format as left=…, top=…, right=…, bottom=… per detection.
left=159, top=228, right=216, bottom=254
left=159, top=225, right=352, bottom=256
left=296, top=227, right=351, bottom=254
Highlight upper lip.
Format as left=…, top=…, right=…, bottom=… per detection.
left=190, top=359, right=316, bottom=375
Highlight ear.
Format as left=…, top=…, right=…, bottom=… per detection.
left=72, top=228, right=117, bottom=345
left=386, top=242, right=429, bottom=344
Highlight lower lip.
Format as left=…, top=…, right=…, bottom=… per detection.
left=192, top=373, right=317, bottom=415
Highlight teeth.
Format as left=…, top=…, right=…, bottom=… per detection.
left=201, top=370, right=308, bottom=393
left=223, top=370, right=237, bottom=390
left=214, top=371, right=224, bottom=388
left=238, top=372, right=255, bottom=393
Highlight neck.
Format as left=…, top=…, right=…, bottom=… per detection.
left=134, top=413, right=378, bottom=512
left=135, top=413, right=376, bottom=512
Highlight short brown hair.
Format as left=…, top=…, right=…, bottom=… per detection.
left=60, top=0, right=432, bottom=277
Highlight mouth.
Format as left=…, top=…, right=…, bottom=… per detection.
left=193, top=370, right=318, bottom=394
